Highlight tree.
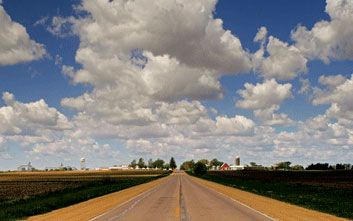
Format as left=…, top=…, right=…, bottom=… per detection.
left=198, top=159, right=209, bottom=166
left=306, top=163, right=330, bottom=170
left=210, top=158, right=223, bottom=167
left=164, top=163, right=170, bottom=170
left=138, top=158, right=145, bottom=169
left=193, top=161, right=207, bottom=176
left=169, top=157, right=177, bottom=170
left=343, top=164, right=352, bottom=170
left=153, top=159, right=165, bottom=169
left=275, top=161, right=291, bottom=170
left=180, top=160, right=195, bottom=171
left=148, top=159, right=154, bottom=168
left=249, top=162, right=258, bottom=167
left=246, top=162, right=266, bottom=170
left=129, top=159, right=137, bottom=168
left=291, top=165, right=304, bottom=170
left=335, top=163, right=345, bottom=170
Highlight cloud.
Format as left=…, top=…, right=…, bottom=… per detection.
left=64, top=0, right=251, bottom=99
left=214, top=115, right=255, bottom=136
left=253, top=26, right=268, bottom=44
left=0, top=6, right=46, bottom=65
left=318, top=74, right=346, bottom=88
left=50, top=0, right=260, bottom=159
left=313, top=74, right=353, bottom=121
left=0, top=92, right=72, bottom=136
left=34, top=15, right=76, bottom=38
left=298, top=78, right=311, bottom=94
left=0, top=92, right=121, bottom=160
left=237, top=79, right=292, bottom=110
left=237, top=79, right=293, bottom=125
left=291, top=0, right=353, bottom=62
left=47, top=16, right=76, bottom=37
left=253, top=35, right=308, bottom=80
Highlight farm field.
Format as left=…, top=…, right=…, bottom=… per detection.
left=197, top=170, right=353, bottom=219
left=0, top=170, right=170, bottom=220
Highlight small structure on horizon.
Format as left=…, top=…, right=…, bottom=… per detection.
left=17, top=162, right=34, bottom=171
left=229, top=164, right=245, bottom=170
left=230, top=156, right=244, bottom=170
left=109, top=165, right=129, bottom=170
left=80, top=158, right=86, bottom=170
left=235, top=156, right=240, bottom=166
left=220, top=163, right=230, bottom=170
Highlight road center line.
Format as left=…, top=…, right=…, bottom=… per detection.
left=179, top=175, right=190, bottom=221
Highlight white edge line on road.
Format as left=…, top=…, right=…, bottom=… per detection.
left=88, top=179, right=167, bottom=221
left=199, top=181, right=278, bottom=221
left=107, top=187, right=160, bottom=221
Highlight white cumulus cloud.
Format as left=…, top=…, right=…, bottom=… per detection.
left=291, top=0, right=353, bottom=62
left=0, top=6, right=45, bottom=65
left=237, top=79, right=293, bottom=125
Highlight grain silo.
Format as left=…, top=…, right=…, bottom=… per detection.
left=235, top=156, right=240, bottom=166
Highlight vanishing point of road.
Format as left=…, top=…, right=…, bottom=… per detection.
left=89, top=171, right=273, bottom=221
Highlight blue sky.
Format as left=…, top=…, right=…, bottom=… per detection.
left=0, top=0, right=353, bottom=170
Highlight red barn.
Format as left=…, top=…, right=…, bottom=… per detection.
left=219, top=163, right=230, bottom=170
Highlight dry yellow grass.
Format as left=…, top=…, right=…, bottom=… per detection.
left=190, top=176, right=348, bottom=221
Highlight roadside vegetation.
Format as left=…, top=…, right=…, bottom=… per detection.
left=0, top=170, right=171, bottom=220
left=182, top=159, right=353, bottom=219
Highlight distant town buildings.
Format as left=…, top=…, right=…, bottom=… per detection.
left=17, top=162, right=34, bottom=171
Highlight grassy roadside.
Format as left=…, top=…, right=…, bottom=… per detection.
left=187, top=171, right=353, bottom=219
left=0, top=173, right=170, bottom=221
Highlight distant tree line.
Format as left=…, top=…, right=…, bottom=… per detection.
left=179, top=158, right=353, bottom=173
left=273, top=162, right=352, bottom=171
left=180, top=158, right=225, bottom=176
left=129, top=157, right=177, bottom=170
left=305, top=163, right=352, bottom=170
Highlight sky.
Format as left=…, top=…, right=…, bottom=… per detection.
left=0, top=0, right=353, bottom=170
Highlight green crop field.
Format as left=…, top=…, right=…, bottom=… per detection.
left=0, top=170, right=170, bottom=221
left=193, top=170, right=353, bottom=219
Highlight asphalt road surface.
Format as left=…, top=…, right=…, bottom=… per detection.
left=89, top=172, right=274, bottom=221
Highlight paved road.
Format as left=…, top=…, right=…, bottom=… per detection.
left=90, top=172, right=273, bottom=221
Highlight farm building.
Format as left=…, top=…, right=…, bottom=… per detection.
left=17, top=162, right=34, bottom=171
left=109, top=165, right=129, bottom=170
left=220, top=163, right=230, bottom=170
left=229, top=165, right=245, bottom=170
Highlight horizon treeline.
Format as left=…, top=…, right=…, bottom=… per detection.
left=180, top=159, right=353, bottom=171
left=129, top=157, right=177, bottom=170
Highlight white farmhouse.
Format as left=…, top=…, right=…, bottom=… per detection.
left=17, top=162, right=34, bottom=171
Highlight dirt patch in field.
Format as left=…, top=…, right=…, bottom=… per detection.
left=190, top=176, right=348, bottom=221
